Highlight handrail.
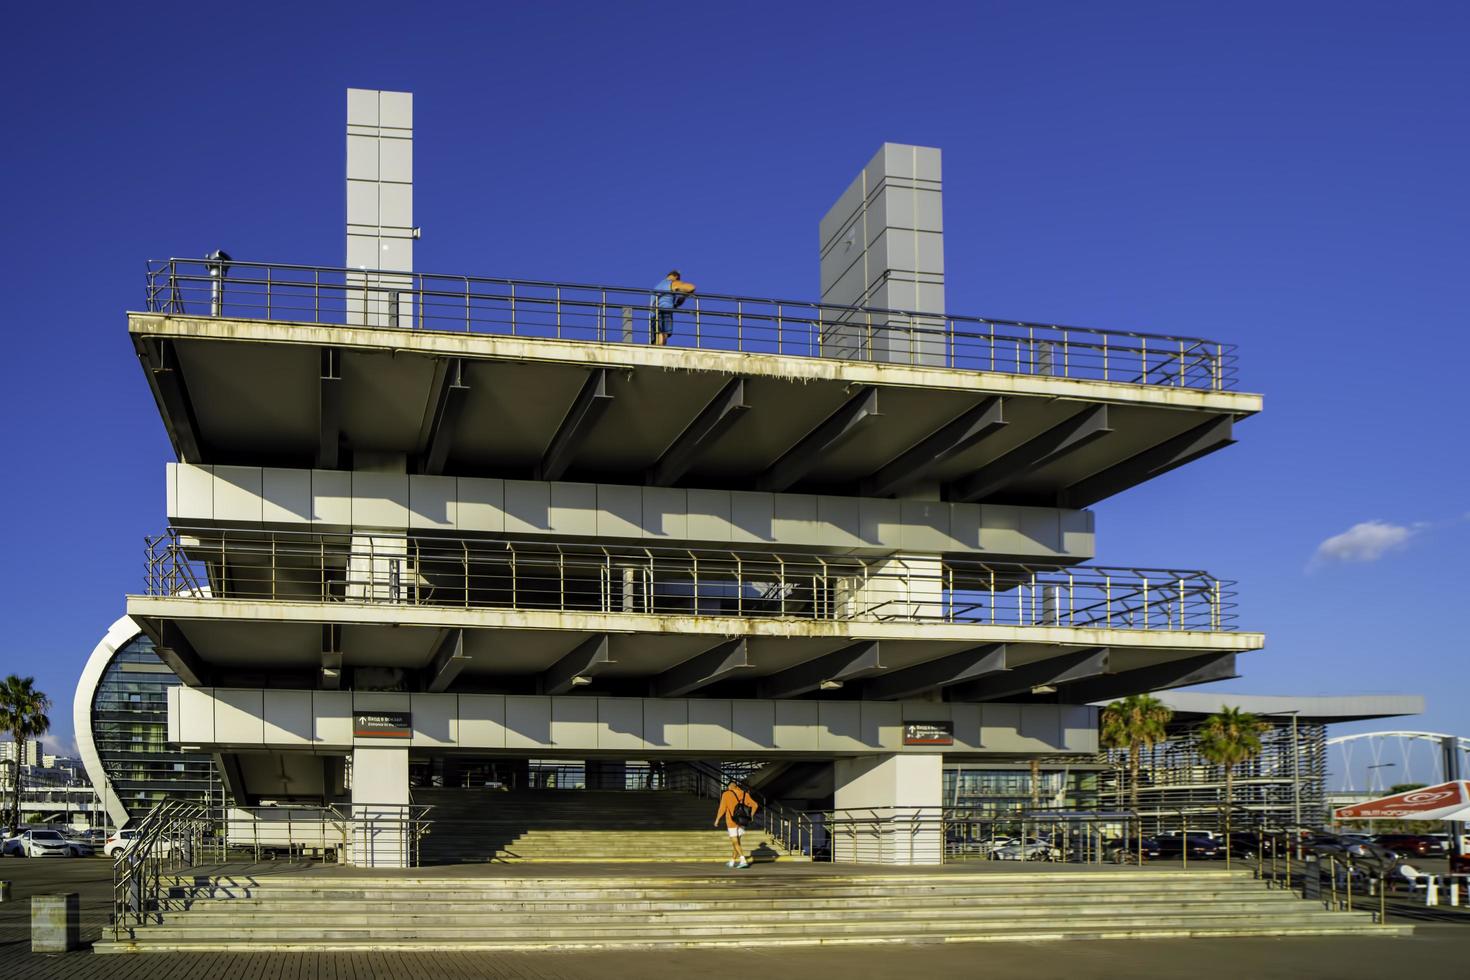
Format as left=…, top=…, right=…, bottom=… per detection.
left=673, top=759, right=818, bottom=857
left=142, top=257, right=1240, bottom=391
left=144, top=526, right=1239, bottom=634
left=111, top=800, right=434, bottom=939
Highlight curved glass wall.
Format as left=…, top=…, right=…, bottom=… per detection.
left=90, top=633, right=220, bottom=820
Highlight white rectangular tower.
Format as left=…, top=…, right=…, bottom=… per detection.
left=346, top=88, right=414, bottom=327
left=819, top=143, right=945, bottom=365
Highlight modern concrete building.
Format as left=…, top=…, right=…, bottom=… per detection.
left=120, top=90, right=1265, bottom=866
left=1097, top=692, right=1425, bottom=832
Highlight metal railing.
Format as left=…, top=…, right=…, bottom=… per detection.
left=144, top=527, right=1237, bottom=633
left=111, top=798, right=210, bottom=940
left=143, top=257, right=1239, bottom=391
left=111, top=801, right=432, bottom=940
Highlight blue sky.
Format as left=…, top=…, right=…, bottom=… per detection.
left=4, top=1, right=1466, bottom=762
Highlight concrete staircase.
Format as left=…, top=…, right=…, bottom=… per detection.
left=95, top=868, right=1410, bottom=952
left=412, top=788, right=791, bottom=864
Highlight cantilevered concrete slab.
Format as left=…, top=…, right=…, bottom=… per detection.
left=126, top=594, right=1265, bottom=704
left=131, top=314, right=1259, bottom=505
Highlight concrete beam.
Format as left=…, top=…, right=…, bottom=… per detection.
left=862, top=398, right=1006, bottom=497
left=319, top=625, right=343, bottom=690
left=1060, top=416, right=1235, bottom=508
left=1062, top=653, right=1237, bottom=703
left=536, top=368, right=614, bottom=481
left=948, top=647, right=1109, bottom=702
left=132, top=314, right=1265, bottom=416
left=317, top=348, right=342, bottom=469
left=314, top=348, right=339, bottom=470
left=417, top=357, right=469, bottom=476
left=654, top=638, right=751, bottom=698
left=129, top=595, right=1268, bottom=656
left=541, top=634, right=613, bottom=695
left=758, top=641, right=884, bottom=699
left=758, top=386, right=879, bottom=492
left=647, top=378, right=749, bottom=486
left=137, top=338, right=204, bottom=463
left=425, top=628, right=468, bottom=693
left=136, top=618, right=210, bottom=687
left=948, top=404, right=1112, bottom=503
left=862, top=644, right=1006, bottom=701
left=213, top=751, right=247, bottom=804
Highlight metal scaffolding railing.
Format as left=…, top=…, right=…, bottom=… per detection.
left=143, top=257, right=1239, bottom=391
left=144, top=527, right=1237, bottom=633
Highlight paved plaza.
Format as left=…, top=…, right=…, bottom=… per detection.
left=3, top=858, right=1467, bottom=978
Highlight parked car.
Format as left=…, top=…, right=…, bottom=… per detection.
left=104, top=829, right=140, bottom=858
left=1374, top=834, right=1445, bottom=858
left=1223, top=831, right=1282, bottom=858
left=4, top=829, right=73, bottom=858
left=1156, top=834, right=1223, bottom=859
left=991, top=837, right=1061, bottom=861
left=1103, top=836, right=1161, bottom=861
left=64, top=837, right=96, bottom=857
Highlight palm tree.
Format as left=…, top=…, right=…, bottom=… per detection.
left=1100, top=694, right=1173, bottom=838
left=0, top=676, right=51, bottom=830
left=1196, top=706, right=1269, bottom=864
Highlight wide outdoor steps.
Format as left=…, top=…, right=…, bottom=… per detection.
left=412, top=788, right=794, bottom=863
left=94, top=868, right=1409, bottom=952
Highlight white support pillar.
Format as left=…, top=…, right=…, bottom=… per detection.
left=350, top=746, right=410, bottom=868
left=833, top=754, right=943, bottom=865
left=836, top=554, right=944, bottom=621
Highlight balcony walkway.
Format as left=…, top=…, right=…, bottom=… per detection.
left=146, top=258, right=1239, bottom=392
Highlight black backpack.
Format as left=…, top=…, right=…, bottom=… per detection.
left=731, top=789, right=753, bottom=827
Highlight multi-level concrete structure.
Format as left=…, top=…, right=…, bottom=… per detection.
left=124, top=91, right=1263, bottom=865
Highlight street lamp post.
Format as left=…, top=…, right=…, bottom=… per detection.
left=1365, top=763, right=1396, bottom=833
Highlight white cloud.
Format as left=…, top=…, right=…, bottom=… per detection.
left=1312, top=520, right=1421, bottom=565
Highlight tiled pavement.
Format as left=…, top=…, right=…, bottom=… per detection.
left=3, top=858, right=1467, bottom=979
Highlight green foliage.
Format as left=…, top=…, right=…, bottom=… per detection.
left=1195, top=706, right=1270, bottom=770
left=1388, top=783, right=1427, bottom=795
left=1100, top=694, right=1173, bottom=816
left=1196, top=706, right=1270, bottom=849
left=0, top=675, right=51, bottom=829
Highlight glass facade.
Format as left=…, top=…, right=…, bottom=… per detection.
left=91, top=633, right=221, bottom=820
left=944, top=765, right=1101, bottom=817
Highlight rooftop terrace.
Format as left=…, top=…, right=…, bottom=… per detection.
left=146, top=258, right=1240, bottom=392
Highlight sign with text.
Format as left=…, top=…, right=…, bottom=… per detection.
left=353, top=711, right=412, bottom=738
left=903, top=721, right=954, bottom=746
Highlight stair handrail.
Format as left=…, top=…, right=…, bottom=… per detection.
left=675, top=759, right=818, bottom=857
left=111, top=798, right=212, bottom=941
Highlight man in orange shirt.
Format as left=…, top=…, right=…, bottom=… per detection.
left=714, top=779, right=759, bottom=869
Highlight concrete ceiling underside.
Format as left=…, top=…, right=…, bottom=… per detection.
left=130, top=604, right=1254, bottom=706
left=133, top=320, right=1257, bottom=507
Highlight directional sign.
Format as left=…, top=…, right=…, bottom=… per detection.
left=353, top=711, right=412, bottom=738
left=903, top=721, right=954, bottom=746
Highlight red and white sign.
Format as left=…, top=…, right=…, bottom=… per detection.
left=1334, top=780, right=1470, bottom=821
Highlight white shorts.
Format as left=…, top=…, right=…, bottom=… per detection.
left=727, top=826, right=745, bottom=838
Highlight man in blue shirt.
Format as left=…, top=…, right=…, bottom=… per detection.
left=649, top=270, right=695, bottom=345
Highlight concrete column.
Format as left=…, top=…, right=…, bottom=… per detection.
left=351, top=745, right=410, bottom=868
left=833, top=754, right=943, bottom=865
left=836, top=554, right=944, bottom=621
left=347, top=533, right=411, bottom=602
left=819, top=143, right=945, bottom=365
